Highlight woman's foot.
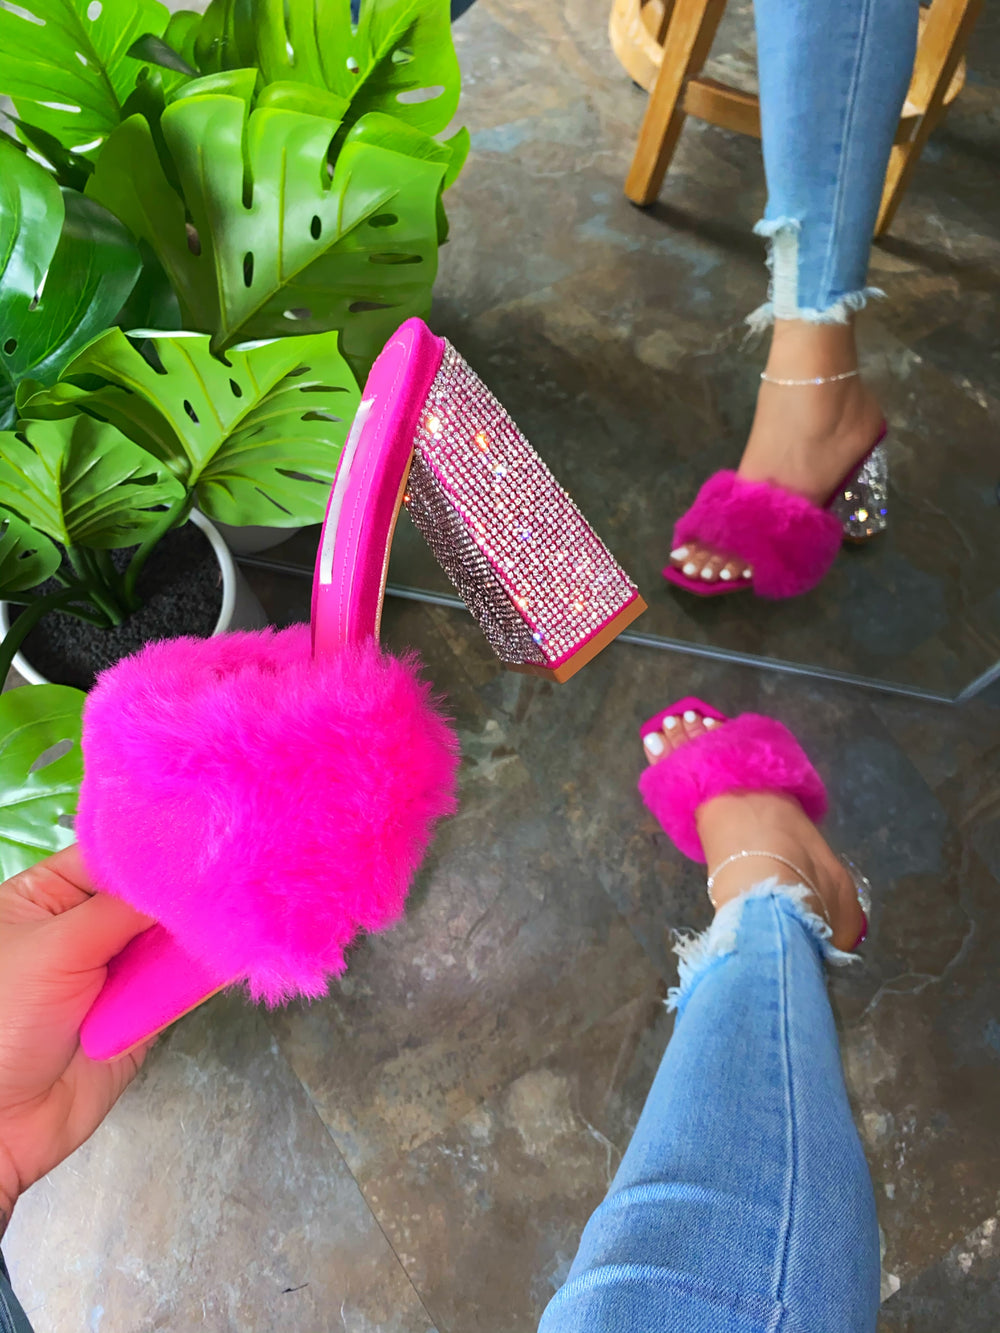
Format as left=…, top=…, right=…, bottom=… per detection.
left=669, top=320, right=885, bottom=586
left=642, top=707, right=865, bottom=950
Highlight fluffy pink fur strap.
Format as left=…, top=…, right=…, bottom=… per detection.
left=672, top=471, right=843, bottom=598
left=76, top=625, right=459, bottom=1003
left=638, top=713, right=828, bottom=862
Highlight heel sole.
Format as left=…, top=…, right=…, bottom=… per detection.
left=509, top=594, right=647, bottom=682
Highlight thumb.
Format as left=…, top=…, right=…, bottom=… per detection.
left=50, top=892, right=155, bottom=973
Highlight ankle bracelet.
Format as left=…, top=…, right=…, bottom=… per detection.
left=706, top=850, right=831, bottom=927
left=760, top=368, right=859, bottom=387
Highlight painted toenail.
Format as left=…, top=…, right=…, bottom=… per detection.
left=683, top=710, right=697, bottom=723
left=700, top=567, right=715, bottom=580
left=671, top=547, right=689, bottom=561
left=683, top=562, right=698, bottom=576
left=742, top=568, right=753, bottom=580
left=644, top=732, right=665, bottom=756
left=663, top=715, right=678, bottom=730
left=703, top=717, right=717, bottom=727
left=719, top=569, right=733, bottom=581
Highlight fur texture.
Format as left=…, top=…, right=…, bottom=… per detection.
left=638, top=712, right=828, bottom=862
left=671, top=471, right=843, bottom=598
left=76, top=625, right=459, bottom=1003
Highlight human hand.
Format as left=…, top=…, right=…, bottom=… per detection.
left=0, top=846, right=153, bottom=1236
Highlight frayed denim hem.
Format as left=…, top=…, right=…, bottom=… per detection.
left=665, top=878, right=859, bottom=1014
left=747, top=216, right=884, bottom=331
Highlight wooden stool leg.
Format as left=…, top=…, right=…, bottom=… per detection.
left=624, top=0, right=728, bottom=207
left=876, top=0, right=983, bottom=236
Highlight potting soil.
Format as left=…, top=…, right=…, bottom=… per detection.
left=16, top=523, right=224, bottom=690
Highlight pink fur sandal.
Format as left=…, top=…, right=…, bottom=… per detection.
left=637, top=697, right=870, bottom=947
left=77, top=319, right=645, bottom=1061
left=664, top=425, right=889, bottom=599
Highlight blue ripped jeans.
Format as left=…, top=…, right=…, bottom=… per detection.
left=538, top=885, right=880, bottom=1333
left=750, top=0, right=920, bottom=327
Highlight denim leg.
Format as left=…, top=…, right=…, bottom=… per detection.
left=749, top=0, right=919, bottom=327
left=538, top=884, right=880, bottom=1333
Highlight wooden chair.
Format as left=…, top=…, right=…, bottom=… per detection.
left=612, top=0, right=983, bottom=235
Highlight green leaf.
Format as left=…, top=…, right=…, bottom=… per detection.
left=0, top=0, right=171, bottom=160
left=0, top=140, right=141, bottom=428
left=162, top=9, right=203, bottom=71
left=87, top=96, right=448, bottom=377
left=0, top=414, right=185, bottom=548
left=0, top=684, right=84, bottom=878
left=0, top=510, right=62, bottom=594
left=22, top=327, right=360, bottom=526
left=195, top=0, right=461, bottom=138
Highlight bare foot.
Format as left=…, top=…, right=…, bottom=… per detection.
left=669, top=320, right=885, bottom=586
left=642, top=707, right=865, bottom=950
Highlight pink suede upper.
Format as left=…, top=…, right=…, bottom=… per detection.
left=671, top=471, right=844, bottom=598
left=638, top=711, right=828, bottom=862
left=76, top=625, right=459, bottom=1007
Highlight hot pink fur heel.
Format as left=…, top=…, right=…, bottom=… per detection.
left=638, top=699, right=870, bottom=948
left=664, top=425, right=889, bottom=599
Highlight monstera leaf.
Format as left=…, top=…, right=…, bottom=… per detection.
left=87, top=91, right=450, bottom=376
left=195, top=0, right=460, bottom=137
left=0, top=141, right=141, bottom=428
left=0, top=414, right=185, bottom=548
left=21, top=328, right=360, bottom=525
left=0, top=685, right=84, bottom=878
left=0, top=511, right=62, bottom=595
left=0, top=0, right=172, bottom=160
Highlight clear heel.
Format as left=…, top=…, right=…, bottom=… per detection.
left=830, top=440, right=889, bottom=542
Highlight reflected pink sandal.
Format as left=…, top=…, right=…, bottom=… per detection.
left=664, top=425, right=889, bottom=599
left=638, top=697, right=870, bottom=947
left=77, top=319, right=645, bottom=1060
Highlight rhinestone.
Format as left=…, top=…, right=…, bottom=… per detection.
left=405, top=344, right=639, bottom=669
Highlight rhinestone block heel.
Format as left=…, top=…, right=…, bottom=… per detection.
left=313, top=319, right=646, bottom=682
left=829, top=437, right=889, bottom=542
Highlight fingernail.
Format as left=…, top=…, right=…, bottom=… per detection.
left=742, top=568, right=753, bottom=580
left=671, top=547, right=689, bottom=561
left=719, top=568, right=733, bottom=581
left=683, top=562, right=698, bottom=576
left=703, top=716, right=717, bottom=728
left=663, top=715, right=678, bottom=730
left=683, top=710, right=697, bottom=723
left=643, top=732, right=665, bottom=756
left=699, top=567, right=715, bottom=581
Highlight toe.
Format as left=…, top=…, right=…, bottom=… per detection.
left=676, top=544, right=709, bottom=579
left=643, top=709, right=726, bottom=763
left=680, top=708, right=707, bottom=742
left=697, top=553, right=728, bottom=584
left=718, top=558, right=743, bottom=584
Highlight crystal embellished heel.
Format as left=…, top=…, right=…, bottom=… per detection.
left=664, top=422, right=890, bottom=600
left=829, top=435, right=889, bottom=543
left=313, top=319, right=646, bottom=682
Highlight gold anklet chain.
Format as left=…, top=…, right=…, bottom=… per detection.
left=760, top=369, right=860, bottom=387
left=706, top=850, right=831, bottom=927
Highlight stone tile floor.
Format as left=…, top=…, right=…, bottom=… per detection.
left=7, top=572, right=1000, bottom=1331
left=5, top=0, right=1000, bottom=1327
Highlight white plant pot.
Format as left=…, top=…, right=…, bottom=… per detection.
left=212, top=519, right=303, bottom=556
left=0, top=511, right=268, bottom=687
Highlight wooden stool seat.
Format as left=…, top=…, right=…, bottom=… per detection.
left=612, top=0, right=982, bottom=235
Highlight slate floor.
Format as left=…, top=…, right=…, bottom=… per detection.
left=5, top=0, right=1000, bottom=1329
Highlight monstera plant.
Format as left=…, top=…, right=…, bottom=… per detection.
left=0, top=0, right=465, bottom=871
